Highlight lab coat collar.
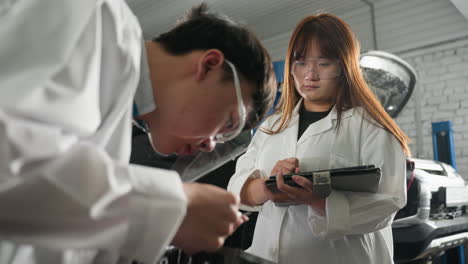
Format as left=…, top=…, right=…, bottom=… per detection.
left=330, top=104, right=355, bottom=120
left=294, top=99, right=355, bottom=145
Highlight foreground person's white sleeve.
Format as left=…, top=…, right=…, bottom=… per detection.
left=0, top=0, right=186, bottom=263
left=308, top=125, right=407, bottom=239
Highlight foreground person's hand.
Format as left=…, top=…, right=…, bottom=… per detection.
left=172, top=183, right=248, bottom=254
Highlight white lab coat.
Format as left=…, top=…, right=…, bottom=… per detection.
left=0, top=1, right=186, bottom=264
left=228, top=101, right=407, bottom=264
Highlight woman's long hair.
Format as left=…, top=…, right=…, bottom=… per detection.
left=264, top=13, right=411, bottom=156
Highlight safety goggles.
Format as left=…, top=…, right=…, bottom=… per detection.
left=292, top=57, right=341, bottom=80
left=133, top=60, right=247, bottom=144
left=213, top=60, right=247, bottom=143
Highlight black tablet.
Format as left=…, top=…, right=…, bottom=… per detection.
left=265, top=165, right=381, bottom=198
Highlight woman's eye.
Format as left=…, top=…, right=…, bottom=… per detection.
left=296, top=61, right=306, bottom=66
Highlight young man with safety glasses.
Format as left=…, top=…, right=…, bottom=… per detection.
left=0, top=2, right=276, bottom=264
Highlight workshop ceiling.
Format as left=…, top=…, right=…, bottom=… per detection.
left=126, top=0, right=379, bottom=40
left=127, top=0, right=468, bottom=60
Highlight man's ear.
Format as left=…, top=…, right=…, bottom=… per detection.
left=196, top=49, right=224, bottom=81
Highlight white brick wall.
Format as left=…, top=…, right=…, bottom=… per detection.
left=395, top=38, right=468, bottom=179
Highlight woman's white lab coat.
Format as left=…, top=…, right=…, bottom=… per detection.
left=228, top=102, right=407, bottom=264
left=0, top=0, right=186, bottom=263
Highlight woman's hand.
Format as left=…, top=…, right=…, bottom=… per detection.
left=258, top=168, right=299, bottom=205
left=241, top=177, right=269, bottom=206
left=270, top=158, right=299, bottom=176
left=273, top=172, right=326, bottom=213
left=242, top=157, right=326, bottom=212
left=263, top=160, right=326, bottom=212
left=241, top=158, right=299, bottom=206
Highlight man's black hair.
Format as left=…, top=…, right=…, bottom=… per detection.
left=154, top=3, right=276, bottom=129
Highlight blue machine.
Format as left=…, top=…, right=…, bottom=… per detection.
left=253, top=60, right=284, bottom=133
left=270, top=60, right=285, bottom=114
left=432, top=121, right=457, bottom=169
left=432, top=121, right=465, bottom=264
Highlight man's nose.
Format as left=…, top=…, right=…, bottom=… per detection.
left=198, top=137, right=216, bottom=152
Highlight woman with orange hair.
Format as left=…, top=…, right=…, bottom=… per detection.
left=228, top=13, right=410, bottom=263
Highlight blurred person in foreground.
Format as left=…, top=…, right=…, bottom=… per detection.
left=0, top=1, right=276, bottom=263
